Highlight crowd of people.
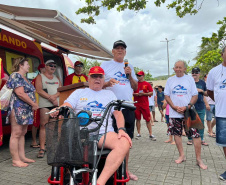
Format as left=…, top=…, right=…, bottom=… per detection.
left=1, top=41, right=226, bottom=183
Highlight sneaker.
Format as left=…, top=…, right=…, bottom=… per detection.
left=136, top=134, right=141, bottom=140
left=149, top=135, right=156, bottom=141
left=219, top=171, right=226, bottom=181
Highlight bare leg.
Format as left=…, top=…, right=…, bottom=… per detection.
left=146, top=121, right=153, bottom=136
left=136, top=119, right=141, bottom=135
left=152, top=111, right=157, bottom=121
left=39, top=108, right=49, bottom=151
left=31, top=126, right=39, bottom=146
left=19, top=126, right=35, bottom=163
left=223, top=147, right=226, bottom=158
left=9, top=110, right=28, bottom=167
left=97, top=132, right=130, bottom=185
left=211, top=118, right=216, bottom=132
left=206, top=120, right=212, bottom=134
left=193, top=137, right=207, bottom=170
left=160, top=110, right=164, bottom=122
left=174, top=135, right=186, bottom=163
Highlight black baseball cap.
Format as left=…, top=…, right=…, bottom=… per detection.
left=113, top=40, right=127, bottom=49
left=192, top=67, right=200, bottom=73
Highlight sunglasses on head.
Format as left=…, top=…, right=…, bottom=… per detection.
left=90, top=74, right=104, bottom=79
left=48, top=64, right=57, bottom=68
left=192, top=72, right=199, bottom=74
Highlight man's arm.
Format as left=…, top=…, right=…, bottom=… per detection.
left=113, top=110, right=132, bottom=146
left=165, top=95, right=177, bottom=111
left=207, top=90, right=214, bottom=101
left=128, top=75, right=138, bottom=91
left=203, top=96, right=210, bottom=111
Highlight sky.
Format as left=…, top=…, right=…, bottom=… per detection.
left=0, top=0, right=225, bottom=77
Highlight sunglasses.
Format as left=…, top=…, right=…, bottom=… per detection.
left=48, top=64, right=57, bottom=68
left=136, top=75, right=142, bottom=77
left=90, top=74, right=104, bottom=79
left=192, top=72, right=199, bottom=74
left=75, top=65, right=83, bottom=67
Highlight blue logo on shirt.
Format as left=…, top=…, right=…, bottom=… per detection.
left=220, top=79, right=226, bottom=90
left=84, top=101, right=105, bottom=112
left=172, top=85, right=187, bottom=95
left=114, top=71, right=127, bottom=79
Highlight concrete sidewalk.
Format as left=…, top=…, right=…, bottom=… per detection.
left=0, top=111, right=226, bottom=185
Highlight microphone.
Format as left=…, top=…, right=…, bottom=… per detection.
left=124, top=59, right=129, bottom=79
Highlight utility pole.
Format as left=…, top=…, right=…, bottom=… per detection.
left=160, top=38, right=175, bottom=78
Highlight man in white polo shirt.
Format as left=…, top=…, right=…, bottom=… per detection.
left=207, top=46, right=226, bottom=180
left=164, top=60, right=207, bottom=170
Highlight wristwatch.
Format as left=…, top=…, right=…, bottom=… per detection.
left=188, top=103, right=193, bottom=106
left=118, top=127, right=127, bottom=133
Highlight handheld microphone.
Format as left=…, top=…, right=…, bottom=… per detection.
left=124, top=59, right=129, bottom=79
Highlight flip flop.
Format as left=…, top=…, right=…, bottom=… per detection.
left=154, top=120, right=158, bottom=122
left=201, top=141, right=209, bottom=146
left=30, top=144, right=40, bottom=148
left=209, top=134, right=216, bottom=138
left=187, top=141, right=193, bottom=145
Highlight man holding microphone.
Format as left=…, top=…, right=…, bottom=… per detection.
left=101, top=40, right=138, bottom=181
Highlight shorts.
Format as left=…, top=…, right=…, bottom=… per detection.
left=135, top=106, right=151, bottom=122
left=165, top=115, right=169, bottom=124
left=206, top=104, right=215, bottom=121
left=158, top=104, right=163, bottom=111
left=168, top=118, right=200, bottom=138
left=216, top=117, right=226, bottom=147
left=112, top=108, right=135, bottom=139
left=149, top=106, right=155, bottom=112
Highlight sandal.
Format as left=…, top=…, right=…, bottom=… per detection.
left=201, top=141, right=209, bottom=146
left=209, top=134, right=216, bottom=138
left=30, top=144, right=40, bottom=148
left=37, top=149, right=46, bottom=158
left=187, top=141, right=193, bottom=145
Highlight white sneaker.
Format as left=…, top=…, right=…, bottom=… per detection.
left=136, top=134, right=141, bottom=139
left=149, top=135, right=156, bottom=141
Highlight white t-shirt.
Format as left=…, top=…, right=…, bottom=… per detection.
left=164, top=75, right=198, bottom=118
left=206, top=64, right=226, bottom=118
left=101, top=60, right=138, bottom=101
left=64, top=88, right=116, bottom=134
left=148, top=90, right=156, bottom=106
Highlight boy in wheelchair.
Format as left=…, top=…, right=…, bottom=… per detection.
left=50, top=66, right=132, bottom=185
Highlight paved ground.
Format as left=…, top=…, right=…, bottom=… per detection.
left=0, top=111, right=226, bottom=185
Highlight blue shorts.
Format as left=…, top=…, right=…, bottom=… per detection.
left=165, top=115, right=169, bottom=124
left=216, top=117, right=226, bottom=147
left=206, top=104, right=215, bottom=121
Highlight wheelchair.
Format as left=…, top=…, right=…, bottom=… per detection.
left=45, top=100, right=136, bottom=185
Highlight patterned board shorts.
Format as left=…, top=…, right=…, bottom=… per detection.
left=167, top=118, right=200, bottom=138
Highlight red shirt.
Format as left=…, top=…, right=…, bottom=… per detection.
left=134, top=81, right=153, bottom=107
left=64, top=73, right=88, bottom=86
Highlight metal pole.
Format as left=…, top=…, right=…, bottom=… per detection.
left=166, top=39, right=170, bottom=78
left=160, top=38, right=175, bottom=78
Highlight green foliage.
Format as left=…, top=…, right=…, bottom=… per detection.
left=192, top=17, right=226, bottom=76
left=134, top=67, right=153, bottom=81
left=76, top=0, right=212, bottom=24
left=75, top=56, right=101, bottom=75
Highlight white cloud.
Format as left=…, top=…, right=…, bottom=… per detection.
left=0, top=0, right=225, bottom=77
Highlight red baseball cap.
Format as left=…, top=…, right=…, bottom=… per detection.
left=74, top=61, right=83, bottom=67
left=137, top=71, right=145, bottom=76
left=88, top=66, right=105, bottom=75
left=38, top=63, right=45, bottom=72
